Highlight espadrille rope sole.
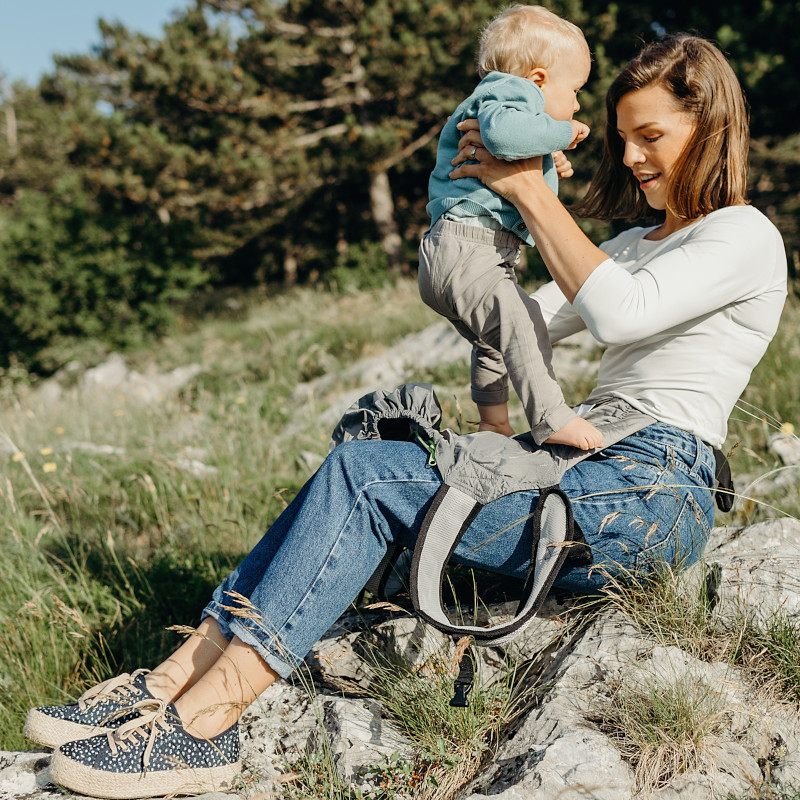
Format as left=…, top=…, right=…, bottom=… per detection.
left=24, top=709, right=105, bottom=750
left=48, top=753, right=240, bottom=799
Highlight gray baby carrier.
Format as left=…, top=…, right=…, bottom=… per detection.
left=330, top=383, right=732, bottom=706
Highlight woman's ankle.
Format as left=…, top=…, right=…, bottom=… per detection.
left=142, top=671, right=185, bottom=704
left=173, top=694, right=245, bottom=740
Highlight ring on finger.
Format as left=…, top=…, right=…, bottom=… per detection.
left=470, top=145, right=478, bottom=159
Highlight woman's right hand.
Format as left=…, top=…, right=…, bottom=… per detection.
left=450, top=119, right=547, bottom=204
left=450, top=121, right=607, bottom=304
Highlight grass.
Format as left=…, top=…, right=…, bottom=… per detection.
left=596, top=555, right=800, bottom=793
left=280, top=632, right=544, bottom=800
left=599, top=671, right=726, bottom=792
left=723, top=291, right=800, bottom=526
left=0, top=278, right=439, bottom=751
left=360, top=645, right=535, bottom=799
left=1, top=276, right=799, bottom=795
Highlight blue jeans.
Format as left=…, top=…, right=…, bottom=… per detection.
left=202, top=423, right=716, bottom=678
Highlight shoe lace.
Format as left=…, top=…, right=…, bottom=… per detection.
left=77, top=668, right=150, bottom=712
left=107, top=698, right=175, bottom=774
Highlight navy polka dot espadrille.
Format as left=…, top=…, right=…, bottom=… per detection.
left=49, top=699, right=241, bottom=799
left=25, top=669, right=154, bottom=749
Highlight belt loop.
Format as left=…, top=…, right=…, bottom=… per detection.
left=691, top=435, right=710, bottom=476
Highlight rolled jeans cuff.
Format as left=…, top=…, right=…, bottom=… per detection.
left=200, top=604, right=301, bottom=680
left=472, top=386, right=509, bottom=406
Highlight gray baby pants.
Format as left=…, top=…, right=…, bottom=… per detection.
left=418, top=216, right=576, bottom=444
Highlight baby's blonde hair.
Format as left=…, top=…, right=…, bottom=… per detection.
left=478, top=4, right=588, bottom=79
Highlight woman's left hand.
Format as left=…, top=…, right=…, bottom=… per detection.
left=453, top=118, right=486, bottom=162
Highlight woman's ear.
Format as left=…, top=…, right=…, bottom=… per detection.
left=526, top=66, right=548, bottom=86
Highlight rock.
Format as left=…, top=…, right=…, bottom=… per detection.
left=293, top=322, right=470, bottom=406
left=64, top=441, right=127, bottom=456
left=645, top=740, right=761, bottom=799
left=81, top=353, right=129, bottom=393
left=289, top=323, right=601, bottom=439
left=310, top=628, right=373, bottom=691
left=368, top=614, right=452, bottom=672
left=80, top=355, right=201, bottom=405
left=464, top=610, right=643, bottom=800
left=238, top=681, right=317, bottom=785
left=320, top=696, right=413, bottom=785
left=702, top=519, right=800, bottom=624
left=172, top=457, right=219, bottom=478
left=0, top=751, right=52, bottom=799
left=770, top=433, right=800, bottom=466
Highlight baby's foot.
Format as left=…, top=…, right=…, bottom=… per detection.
left=545, top=416, right=604, bottom=450
left=478, top=420, right=516, bottom=437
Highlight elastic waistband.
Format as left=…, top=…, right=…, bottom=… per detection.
left=427, top=216, right=521, bottom=249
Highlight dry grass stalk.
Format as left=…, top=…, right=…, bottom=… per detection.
left=598, top=672, right=727, bottom=793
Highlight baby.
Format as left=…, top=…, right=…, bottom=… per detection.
left=418, top=4, right=602, bottom=449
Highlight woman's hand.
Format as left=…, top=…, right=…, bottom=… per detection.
left=448, top=119, right=608, bottom=303
left=450, top=119, right=547, bottom=203
left=454, top=118, right=485, bottom=160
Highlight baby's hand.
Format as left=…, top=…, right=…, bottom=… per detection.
left=567, top=120, right=590, bottom=150
left=553, top=150, right=573, bottom=179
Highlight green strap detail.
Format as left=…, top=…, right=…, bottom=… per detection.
left=415, top=431, right=437, bottom=467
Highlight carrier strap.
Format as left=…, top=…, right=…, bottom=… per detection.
left=410, top=484, right=576, bottom=705
left=713, top=447, right=735, bottom=512
left=410, top=484, right=575, bottom=647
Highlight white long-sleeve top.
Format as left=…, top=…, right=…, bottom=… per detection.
left=532, top=205, right=788, bottom=447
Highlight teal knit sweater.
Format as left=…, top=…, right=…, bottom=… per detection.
left=426, top=71, right=574, bottom=246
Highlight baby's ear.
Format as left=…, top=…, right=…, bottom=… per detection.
left=526, top=66, right=548, bottom=86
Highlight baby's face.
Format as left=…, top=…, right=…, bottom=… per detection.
left=537, top=48, right=591, bottom=121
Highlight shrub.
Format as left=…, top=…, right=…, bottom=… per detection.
left=0, top=176, right=207, bottom=370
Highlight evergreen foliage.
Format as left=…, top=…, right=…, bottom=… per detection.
left=0, top=0, right=797, bottom=367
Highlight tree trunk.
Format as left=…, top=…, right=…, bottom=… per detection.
left=369, top=169, right=407, bottom=274
left=1, top=80, right=16, bottom=151
left=283, top=251, right=298, bottom=288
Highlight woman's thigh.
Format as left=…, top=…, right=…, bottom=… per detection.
left=453, top=423, right=716, bottom=592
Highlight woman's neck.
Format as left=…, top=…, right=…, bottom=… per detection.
left=644, top=212, right=699, bottom=240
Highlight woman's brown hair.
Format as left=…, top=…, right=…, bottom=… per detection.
left=577, top=34, right=750, bottom=222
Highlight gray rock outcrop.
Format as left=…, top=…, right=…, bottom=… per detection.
left=8, top=519, right=800, bottom=800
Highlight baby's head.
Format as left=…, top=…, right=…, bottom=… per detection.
left=478, top=4, right=591, bottom=121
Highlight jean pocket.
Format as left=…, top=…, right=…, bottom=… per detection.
left=581, top=451, right=668, bottom=505
left=634, top=491, right=712, bottom=572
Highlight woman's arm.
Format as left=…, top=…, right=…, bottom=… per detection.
left=450, top=120, right=608, bottom=302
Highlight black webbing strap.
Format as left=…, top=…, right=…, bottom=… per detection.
left=712, top=447, right=735, bottom=512
left=449, top=645, right=475, bottom=708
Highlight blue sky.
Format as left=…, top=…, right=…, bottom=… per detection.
left=0, top=1, right=188, bottom=86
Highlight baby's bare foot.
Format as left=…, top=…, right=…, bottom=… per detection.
left=544, top=417, right=604, bottom=450
left=478, top=420, right=516, bottom=437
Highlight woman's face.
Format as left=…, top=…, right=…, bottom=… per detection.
left=615, top=84, right=697, bottom=212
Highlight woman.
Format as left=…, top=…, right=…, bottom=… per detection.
left=27, top=33, right=786, bottom=799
